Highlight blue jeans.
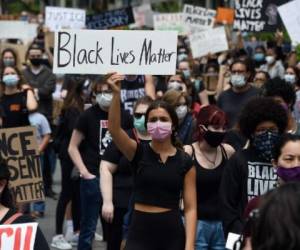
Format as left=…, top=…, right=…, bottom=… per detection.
left=78, top=177, right=101, bottom=250
left=195, top=220, right=225, bottom=250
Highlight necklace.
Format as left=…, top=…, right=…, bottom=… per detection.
left=198, top=143, right=218, bottom=166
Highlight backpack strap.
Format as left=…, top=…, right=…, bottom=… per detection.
left=3, top=212, right=23, bottom=225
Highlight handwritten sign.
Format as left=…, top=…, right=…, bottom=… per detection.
left=86, top=7, right=134, bottom=30
left=278, top=1, right=300, bottom=45
left=153, top=13, right=186, bottom=35
left=0, top=127, right=44, bottom=203
left=53, top=30, right=177, bottom=75
left=183, top=4, right=216, bottom=33
left=0, top=21, right=38, bottom=44
left=216, top=7, right=235, bottom=24
left=233, top=0, right=285, bottom=32
left=225, top=232, right=241, bottom=250
left=0, top=223, right=37, bottom=250
left=45, top=6, right=86, bottom=32
left=189, top=26, right=228, bottom=58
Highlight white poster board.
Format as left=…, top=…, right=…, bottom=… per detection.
left=53, top=30, right=178, bottom=75
left=183, top=4, right=216, bottom=33
left=278, top=0, right=300, bottom=45
left=0, top=223, right=38, bottom=250
left=45, top=6, right=86, bottom=32
left=153, top=13, right=186, bottom=35
left=0, top=21, right=38, bottom=44
left=189, top=26, right=228, bottom=58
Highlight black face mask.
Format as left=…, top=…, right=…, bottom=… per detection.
left=30, top=58, right=43, bottom=66
left=203, top=130, right=226, bottom=147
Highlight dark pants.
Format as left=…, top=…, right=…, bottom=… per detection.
left=55, top=157, right=80, bottom=234
left=105, top=208, right=127, bottom=250
left=43, top=144, right=56, bottom=192
left=125, top=210, right=185, bottom=250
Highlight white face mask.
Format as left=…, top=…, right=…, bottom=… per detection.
left=230, top=74, right=246, bottom=88
left=96, top=93, right=113, bottom=109
left=266, top=56, right=275, bottom=65
left=168, top=81, right=183, bottom=91
left=284, top=74, right=296, bottom=84
left=176, top=105, right=188, bottom=120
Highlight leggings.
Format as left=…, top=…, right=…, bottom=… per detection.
left=125, top=209, right=185, bottom=250
left=56, top=157, right=80, bottom=234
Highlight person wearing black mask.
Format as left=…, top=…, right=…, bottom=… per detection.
left=184, top=105, right=235, bottom=250
left=22, top=44, right=55, bottom=121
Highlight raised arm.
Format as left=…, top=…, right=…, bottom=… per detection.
left=107, top=73, right=137, bottom=161
left=100, top=160, right=117, bottom=223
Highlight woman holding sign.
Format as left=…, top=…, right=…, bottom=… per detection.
left=0, top=159, right=49, bottom=250
left=107, top=73, right=197, bottom=250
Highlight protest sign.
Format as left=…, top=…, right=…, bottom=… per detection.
left=53, top=29, right=177, bottom=75
left=0, top=223, right=37, bottom=250
left=45, top=6, right=86, bottom=32
left=233, top=0, right=286, bottom=32
left=278, top=1, right=300, bottom=45
left=130, top=4, right=154, bottom=28
left=0, top=126, right=44, bottom=203
left=216, top=7, right=235, bottom=24
left=153, top=13, right=186, bottom=35
left=189, top=26, right=228, bottom=59
left=0, top=21, right=38, bottom=44
left=86, top=7, right=134, bottom=30
left=183, top=4, right=216, bottom=33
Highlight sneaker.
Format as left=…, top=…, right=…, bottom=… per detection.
left=65, top=229, right=74, bottom=242
left=70, top=233, right=79, bottom=246
left=94, top=232, right=103, bottom=241
left=51, top=234, right=72, bottom=250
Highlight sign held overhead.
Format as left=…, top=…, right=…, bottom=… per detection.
left=53, top=30, right=178, bottom=75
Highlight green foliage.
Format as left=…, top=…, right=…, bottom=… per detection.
left=5, top=0, right=40, bottom=14
left=295, top=45, right=300, bottom=61
left=152, top=1, right=181, bottom=13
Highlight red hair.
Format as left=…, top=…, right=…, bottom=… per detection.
left=193, top=105, right=228, bottom=141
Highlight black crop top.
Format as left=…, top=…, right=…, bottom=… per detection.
left=131, top=143, right=193, bottom=209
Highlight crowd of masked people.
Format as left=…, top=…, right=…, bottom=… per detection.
left=1, top=16, right=300, bottom=250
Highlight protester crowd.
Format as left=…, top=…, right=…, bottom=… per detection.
left=1, top=6, right=300, bottom=250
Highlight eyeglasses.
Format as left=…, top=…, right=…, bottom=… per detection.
left=134, top=113, right=145, bottom=119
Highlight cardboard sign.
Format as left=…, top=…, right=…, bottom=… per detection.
left=189, top=26, right=228, bottom=59
left=53, top=30, right=177, bottom=75
left=0, top=126, right=44, bottom=203
left=183, top=4, right=216, bottom=33
left=0, top=223, right=38, bottom=250
left=233, top=0, right=285, bottom=32
left=45, top=6, right=86, bottom=32
left=278, top=1, right=300, bottom=45
left=0, top=21, right=38, bottom=44
left=153, top=13, right=186, bottom=35
left=216, top=7, right=235, bottom=24
left=130, top=4, right=154, bottom=28
left=86, top=7, right=134, bottom=30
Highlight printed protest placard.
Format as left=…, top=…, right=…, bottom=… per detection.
left=0, top=126, right=44, bottom=203
left=0, top=21, right=38, bottom=44
left=0, top=223, right=38, bottom=250
left=233, top=0, right=285, bottom=32
left=278, top=1, right=300, bottom=45
left=183, top=4, right=216, bottom=33
left=216, top=7, right=235, bottom=24
left=153, top=13, right=186, bottom=35
left=86, top=7, right=134, bottom=30
left=189, top=26, right=228, bottom=59
left=53, top=30, right=177, bottom=75
left=45, top=6, right=86, bottom=32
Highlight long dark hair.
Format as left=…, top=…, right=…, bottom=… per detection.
left=272, top=134, right=300, bottom=161
left=0, top=159, right=15, bottom=208
left=145, top=100, right=182, bottom=149
left=251, top=182, right=300, bottom=250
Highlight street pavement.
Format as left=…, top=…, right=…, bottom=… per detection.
left=36, top=163, right=106, bottom=250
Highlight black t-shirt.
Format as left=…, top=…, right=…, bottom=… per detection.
left=75, top=105, right=132, bottom=176
left=131, top=143, right=193, bottom=209
left=0, top=91, right=29, bottom=128
left=0, top=208, right=49, bottom=250
left=120, top=75, right=146, bottom=114
left=102, top=129, right=150, bottom=208
left=217, top=86, right=259, bottom=128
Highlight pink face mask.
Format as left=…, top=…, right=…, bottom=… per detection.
left=147, top=121, right=172, bottom=141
